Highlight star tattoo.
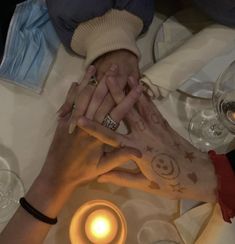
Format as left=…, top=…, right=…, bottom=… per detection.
left=170, top=183, right=186, bottom=193
left=146, top=146, right=153, bottom=153
left=184, top=152, right=195, bottom=162
left=173, top=141, right=180, bottom=149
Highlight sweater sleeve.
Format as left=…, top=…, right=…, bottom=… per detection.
left=46, top=0, right=155, bottom=66
left=71, top=9, right=143, bottom=67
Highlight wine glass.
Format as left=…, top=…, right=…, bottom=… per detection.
left=189, top=60, right=235, bottom=152
left=0, top=169, right=24, bottom=223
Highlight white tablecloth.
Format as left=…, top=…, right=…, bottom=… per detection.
left=0, top=14, right=234, bottom=244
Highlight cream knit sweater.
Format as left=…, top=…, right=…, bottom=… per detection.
left=71, top=9, right=143, bottom=68
left=71, top=9, right=235, bottom=99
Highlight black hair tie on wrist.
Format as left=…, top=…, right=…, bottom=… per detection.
left=19, top=197, right=57, bottom=225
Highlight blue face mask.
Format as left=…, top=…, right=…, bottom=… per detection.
left=0, top=0, right=60, bottom=93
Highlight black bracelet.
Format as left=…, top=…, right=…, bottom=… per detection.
left=19, top=198, right=57, bottom=225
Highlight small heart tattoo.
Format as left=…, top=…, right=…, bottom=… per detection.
left=187, top=172, right=198, bottom=184
left=149, top=181, right=161, bottom=190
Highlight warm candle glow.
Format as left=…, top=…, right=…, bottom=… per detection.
left=227, top=111, right=235, bottom=123
left=85, top=209, right=118, bottom=243
left=70, top=200, right=127, bottom=244
left=89, top=216, right=110, bottom=238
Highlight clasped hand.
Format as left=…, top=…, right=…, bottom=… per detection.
left=50, top=64, right=215, bottom=203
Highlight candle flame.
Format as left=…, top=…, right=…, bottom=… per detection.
left=90, top=215, right=111, bottom=239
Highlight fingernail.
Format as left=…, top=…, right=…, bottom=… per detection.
left=69, top=122, right=76, bottom=134
left=56, top=109, right=61, bottom=117
left=97, top=177, right=107, bottom=183
left=110, top=64, right=118, bottom=71
left=77, top=117, right=86, bottom=127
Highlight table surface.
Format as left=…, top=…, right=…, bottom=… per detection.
left=0, top=16, right=234, bottom=244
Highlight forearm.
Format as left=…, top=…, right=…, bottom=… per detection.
left=0, top=174, right=74, bottom=244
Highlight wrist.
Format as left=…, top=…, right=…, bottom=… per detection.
left=25, top=175, right=74, bottom=218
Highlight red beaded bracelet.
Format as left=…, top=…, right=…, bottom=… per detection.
left=208, top=150, right=235, bottom=223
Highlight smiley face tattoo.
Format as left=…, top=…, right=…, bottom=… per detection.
left=151, top=153, right=180, bottom=180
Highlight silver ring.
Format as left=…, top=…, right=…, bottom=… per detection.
left=102, top=114, right=119, bottom=130
left=72, top=103, right=76, bottom=110
left=88, top=76, right=98, bottom=87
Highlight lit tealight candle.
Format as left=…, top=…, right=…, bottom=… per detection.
left=70, top=200, right=127, bottom=244
left=227, top=111, right=235, bottom=123
left=85, top=209, right=118, bottom=243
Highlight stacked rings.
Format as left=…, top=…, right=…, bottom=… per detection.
left=102, top=114, right=119, bottom=130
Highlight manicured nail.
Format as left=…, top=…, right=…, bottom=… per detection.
left=69, top=122, right=76, bottom=134
left=110, top=64, right=118, bottom=71
left=77, top=117, right=86, bottom=127
left=56, top=113, right=63, bottom=120
left=56, top=110, right=61, bottom=117
left=88, top=65, right=95, bottom=73
left=97, top=177, right=107, bottom=183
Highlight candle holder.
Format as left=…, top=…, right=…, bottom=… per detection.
left=70, top=200, right=127, bottom=244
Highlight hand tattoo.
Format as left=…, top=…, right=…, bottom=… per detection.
left=187, top=172, right=198, bottom=184
left=146, top=146, right=153, bottom=153
left=184, top=152, right=195, bottom=162
left=150, top=112, right=161, bottom=124
left=170, top=183, right=186, bottom=193
left=173, top=141, right=181, bottom=149
left=151, top=153, right=180, bottom=180
left=135, top=120, right=145, bottom=132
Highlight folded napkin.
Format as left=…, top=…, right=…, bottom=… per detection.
left=174, top=203, right=213, bottom=244
left=196, top=204, right=235, bottom=244
left=121, top=199, right=179, bottom=244
left=137, top=220, right=182, bottom=244
left=142, top=24, right=235, bottom=98
left=154, top=8, right=212, bottom=62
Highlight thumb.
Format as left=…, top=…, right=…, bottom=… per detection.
left=98, top=171, right=149, bottom=190
left=98, top=147, right=142, bottom=173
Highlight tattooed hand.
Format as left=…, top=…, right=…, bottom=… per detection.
left=78, top=77, right=218, bottom=202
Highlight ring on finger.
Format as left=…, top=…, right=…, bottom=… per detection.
left=88, top=76, right=98, bottom=87
left=102, top=113, right=119, bottom=130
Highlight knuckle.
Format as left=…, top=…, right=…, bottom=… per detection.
left=129, top=90, right=139, bottom=101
